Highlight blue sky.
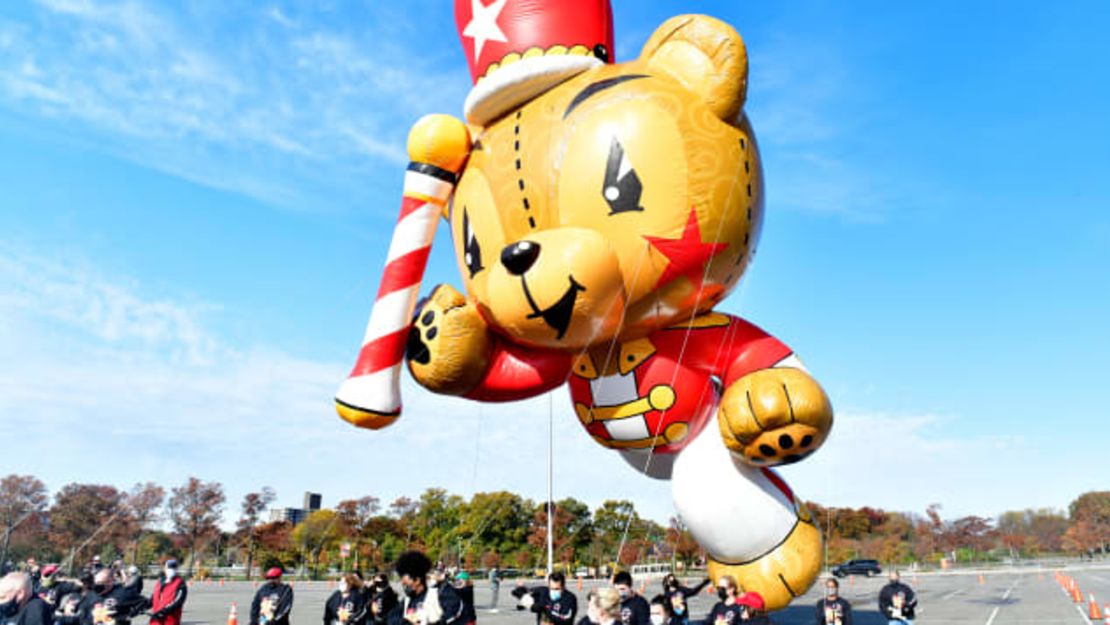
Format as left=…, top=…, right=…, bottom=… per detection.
left=1, top=0, right=1108, bottom=527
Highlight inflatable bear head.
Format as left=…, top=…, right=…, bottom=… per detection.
left=449, top=15, right=764, bottom=350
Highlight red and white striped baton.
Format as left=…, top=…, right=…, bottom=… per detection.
left=335, top=115, right=471, bottom=429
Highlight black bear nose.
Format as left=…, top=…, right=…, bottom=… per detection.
left=501, top=241, right=541, bottom=276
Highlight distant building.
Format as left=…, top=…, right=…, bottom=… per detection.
left=269, top=491, right=323, bottom=526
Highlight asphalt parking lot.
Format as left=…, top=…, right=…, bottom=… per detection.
left=172, top=565, right=1110, bottom=625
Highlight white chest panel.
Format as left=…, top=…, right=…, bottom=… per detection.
left=589, top=370, right=639, bottom=406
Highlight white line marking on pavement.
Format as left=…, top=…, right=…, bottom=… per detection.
left=1088, top=574, right=1109, bottom=584
left=1075, top=602, right=1093, bottom=625
left=942, top=589, right=965, bottom=600
left=986, top=577, right=1021, bottom=625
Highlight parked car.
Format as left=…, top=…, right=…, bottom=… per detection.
left=831, top=559, right=882, bottom=577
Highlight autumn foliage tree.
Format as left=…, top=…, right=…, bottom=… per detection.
left=126, top=482, right=165, bottom=565
left=237, top=487, right=276, bottom=579
left=292, top=510, right=342, bottom=579
left=0, top=475, right=48, bottom=564
left=1064, top=491, right=1110, bottom=553
left=49, top=484, right=132, bottom=567
left=167, top=477, right=225, bottom=575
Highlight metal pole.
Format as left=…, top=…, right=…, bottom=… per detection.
left=547, top=392, right=554, bottom=575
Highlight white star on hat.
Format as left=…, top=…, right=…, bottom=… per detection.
left=462, top=0, right=509, bottom=60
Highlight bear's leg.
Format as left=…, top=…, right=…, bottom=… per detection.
left=671, top=425, right=821, bottom=610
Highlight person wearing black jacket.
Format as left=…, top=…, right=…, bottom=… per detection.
left=1, top=572, right=52, bottom=625
left=611, top=573, right=648, bottom=625
left=388, top=551, right=465, bottom=625
left=530, top=573, right=576, bottom=625
left=449, top=573, right=475, bottom=625
left=34, top=566, right=78, bottom=609
left=877, top=572, right=916, bottom=625
left=90, top=569, right=147, bottom=625
left=814, top=579, right=851, bottom=625
left=659, top=576, right=709, bottom=603
left=120, top=569, right=141, bottom=599
left=703, top=576, right=743, bottom=625
left=54, top=573, right=98, bottom=625
left=325, top=575, right=367, bottom=625
left=365, top=575, right=397, bottom=625
left=251, top=569, right=294, bottom=625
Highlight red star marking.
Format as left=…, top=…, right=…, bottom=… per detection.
left=644, top=207, right=728, bottom=290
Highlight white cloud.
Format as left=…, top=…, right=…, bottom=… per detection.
left=0, top=243, right=1077, bottom=529
left=0, top=0, right=470, bottom=210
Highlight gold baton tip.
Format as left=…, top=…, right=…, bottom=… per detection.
left=407, top=114, right=471, bottom=173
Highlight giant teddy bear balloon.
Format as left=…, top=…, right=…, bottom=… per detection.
left=335, top=0, right=833, bottom=610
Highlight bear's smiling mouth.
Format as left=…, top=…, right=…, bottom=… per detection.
left=520, top=275, right=585, bottom=340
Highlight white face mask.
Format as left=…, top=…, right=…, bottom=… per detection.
left=339, top=582, right=349, bottom=593
left=650, top=615, right=664, bottom=625
left=165, top=569, right=176, bottom=579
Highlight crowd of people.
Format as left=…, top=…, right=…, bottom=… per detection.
left=0, top=553, right=918, bottom=625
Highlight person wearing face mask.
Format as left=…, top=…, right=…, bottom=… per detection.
left=325, top=575, right=367, bottom=625
left=251, top=568, right=294, bottom=625
left=665, top=593, right=687, bottom=625
left=735, top=593, right=770, bottom=625
left=449, top=573, right=475, bottom=625
left=89, top=568, right=146, bottom=625
left=704, top=576, right=743, bottom=625
left=610, top=573, right=648, bottom=625
left=1, top=572, right=51, bottom=625
left=877, top=571, right=915, bottom=625
left=814, top=578, right=851, bottom=625
left=659, top=576, right=709, bottom=604
left=388, top=551, right=464, bottom=625
left=54, top=573, right=98, bottom=625
left=366, top=575, right=397, bottom=625
left=35, top=566, right=77, bottom=608
left=647, top=595, right=673, bottom=625
left=148, top=560, right=187, bottom=625
left=529, top=572, right=576, bottom=625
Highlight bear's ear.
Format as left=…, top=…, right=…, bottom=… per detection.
left=640, top=15, right=748, bottom=122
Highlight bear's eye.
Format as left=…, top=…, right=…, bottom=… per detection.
left=602, top=137, right=644, bottom=215
left=462, top=208, right=484, bottom=279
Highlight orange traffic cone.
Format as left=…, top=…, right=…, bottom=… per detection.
left=1103, top=604, right=1109, bottom=625
left=228, top=604, right=238, bottom=625
left=978, top=574, right=985, bottom=585
left=1072, top=585, right=1083, bottom=604
left=219, top=579, right=225, bottom=587
left=1089, top=595, right=1103, bottom=620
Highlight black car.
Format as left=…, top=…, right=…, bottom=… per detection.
left=831, top=559, right=882, bottom=577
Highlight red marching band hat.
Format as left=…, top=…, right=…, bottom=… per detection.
left=455, top=0, right=614, bottom=124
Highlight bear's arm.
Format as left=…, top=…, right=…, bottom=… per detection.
left=463, top=338, right=573, bottom=402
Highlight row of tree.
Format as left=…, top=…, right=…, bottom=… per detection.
left=802, top=494, right=1109, bottom=566
left=1, top=474, right=1107, bottom=578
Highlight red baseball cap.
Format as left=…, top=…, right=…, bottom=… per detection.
left=41, top=564, right=59, bottom=577
left=736, top=592, right=765, bottom=611
left=264, top=567, right=284, bottom=579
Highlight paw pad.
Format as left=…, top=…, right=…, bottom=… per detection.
left=739, top=424, right=823, bottom=467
